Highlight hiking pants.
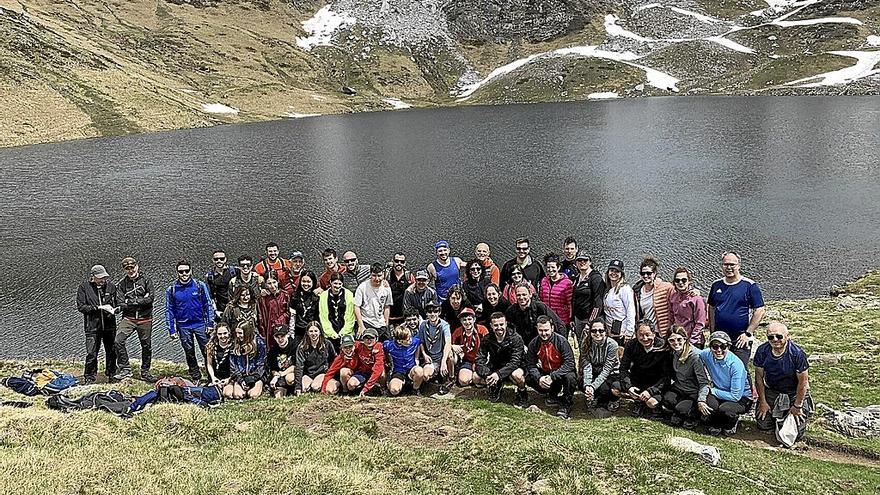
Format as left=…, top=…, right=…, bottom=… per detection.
left=527, top=371, right=576, bottom=406
left=755, top=388, right=813, bottom=440
left=662, top=387, right=700, bottom=419
left=178, top=325, right=208, bottom=379
left=85, top=327, right=117, bottom=379
left=704, top=394, right=752, bottom=429
left=115, top=318, right=153, bottom=372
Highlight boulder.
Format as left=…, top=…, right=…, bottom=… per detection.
left=666, top=436, right=721, bottom=466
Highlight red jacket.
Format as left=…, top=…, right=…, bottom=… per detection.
left=539, top=276, right=573, bottom=326
left=322, top=341, right=385, bottom=393
left=257, top=290, right=290, bottom=348
left=451, top=324, right=489, bottom=363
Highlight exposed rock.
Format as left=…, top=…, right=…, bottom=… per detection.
left=816, top=403, right=880, bottom=438
left=443, top=0, right=601, bottom=43
left=667, top=436, right=721, bottom=466
left=530, top=479, right=552, bottom=494
left=807, top=353, right=845, bottom=364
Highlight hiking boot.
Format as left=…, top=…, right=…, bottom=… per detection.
left=631, top=403, right=645, bottom=417
left=708, top=427, right=723, bottom=436
left=487, top=385, right=502, bottom=403
left=82, top=375, right=96, bottom=385
left=723, top=419, right=739, bottom=436
left=556, top=405, right=571, bottom=420
left=413, top=388, right=424, bottom=397
left=606, top=400, right=621, bottom=412
left=545, top=396, right=560, bottom=407
left=189, top=372, right=202, bottom=384
left=112, top=369, right=133, bottom=381
left=669, top=414, right=684, bottom=427
left=140, top=370, right=158, bottom=383
left=683, top=418, right=698, bottom=430
left=514, top=388, right=529, bottom=409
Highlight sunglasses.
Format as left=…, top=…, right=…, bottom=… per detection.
left=589, top=328, right=606, bottom=334
left=515, top=247, right=529, bottom=251
left=178, top=269, right=191, bottom=274
left=427, top=309, right=441, bottom=314
left=674, top=278, right=689, bottom=284
left=710, top=343, right=728, bottom=351
left=213, top=257, right=226, bottom=261
left=722, top=263, right=738, bottom=267
left=394, top=259, right=406, bottom=264
left=240, top=263, right=252, bottom=267
left=344, top=258, right=357, bottom=263
left=767, top=334, right=785, bottom=341
left=667, top=337, right=685, bottom=343
left=470, top=267, right=482, bottom=272
left=640, top=271, right=654, bottom=276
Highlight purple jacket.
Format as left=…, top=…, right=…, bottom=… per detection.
left=668, top=290, right=707, bottom=346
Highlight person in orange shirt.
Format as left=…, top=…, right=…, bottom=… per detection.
left=254, top=242, right=294, bottom=296
left=474, top=242, right=501, bottom=286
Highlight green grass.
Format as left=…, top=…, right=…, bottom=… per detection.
left=1, top=271, right=879, bottom=494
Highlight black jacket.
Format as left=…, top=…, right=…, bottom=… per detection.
left=205, top=266, right=237, bottom=312
left=619, top=337, right=672, bottom=395
left=499, top=257, right=545, bottom=292
left=294, top=341, right=337, bottom=391
left=505, top=300, right=565, bottom=344
left=76, top=280, right=118, bottom=333
left=525, top=332, right=576, bottom=382
left=571, top=269, right=605, bottom=321
left=479, top=298, right=511, bottom=327
left=116, top=273, right=154, bottom=320
left=290, top=290, right=319, bottom=335
left=475, top=329, right=524, bottom=380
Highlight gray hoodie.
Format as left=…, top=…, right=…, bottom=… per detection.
left=580, top=337, right=620, bottom=390
left=672, top=346, right=711, bottom=402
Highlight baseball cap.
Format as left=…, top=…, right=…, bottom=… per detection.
left=425, top=301, right=440, bottom=310
left=434, top=240, right=450, bottom=250
left=291, top=251, right=304, bottom=260
left=708, top=331, right=732, bottom=345
left=362, top=327, right=378, bottom=339
left=574, top=251, right=591, bottom=261
left=90, top=265, right=110, bottom=278
left=415, top=269, right=429, bottom=280
left=121, top=257, right=137, bottom=268
left=607, top=259, right=624, bottom=272
left=458, top=307, right=476, bottom=318
left=340, top=334, right=356, bottom=347
left=273, top=324, right=290, bottom=336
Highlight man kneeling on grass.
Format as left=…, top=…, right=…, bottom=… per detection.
left=525, top=316, right=577, bottom=419
left=451, top=307, right=489, bottom=387
left=754, top=322, right=812, bottom=445
left=474, top=312, right=527, bottom=407
left=322, top=330, right=385, bottom=396
left=383, top=325, right=425, bottom=396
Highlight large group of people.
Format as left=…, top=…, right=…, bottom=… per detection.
left=75, top=238, right=813, bottom=442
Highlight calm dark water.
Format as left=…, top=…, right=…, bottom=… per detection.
left=1, top=96, right=879, bottom=360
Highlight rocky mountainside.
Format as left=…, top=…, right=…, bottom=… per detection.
left=1, top=0, right=878, bottom=147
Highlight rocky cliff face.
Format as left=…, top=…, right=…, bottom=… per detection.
left=1, top=0, right=879, bottom=147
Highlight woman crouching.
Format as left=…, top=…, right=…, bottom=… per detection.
left=224, top=321, right=267, bottom=399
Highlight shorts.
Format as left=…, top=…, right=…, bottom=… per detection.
left=390, top=371, right=412, bottom=383
left=455, top=361, right=474, bottom=373
left=351, top=373, right=367, bottom=386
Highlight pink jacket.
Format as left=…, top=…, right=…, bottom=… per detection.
left=539, top=276, right=573, bottom=326
left=668, top=289, right=707, bottom=346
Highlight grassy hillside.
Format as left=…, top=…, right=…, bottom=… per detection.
left=0, top=271, right=879, bottom=494
left=1, top=0, right=879, bottom=148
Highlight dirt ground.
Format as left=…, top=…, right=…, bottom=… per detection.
left=287, top=395, right=476, bottom=449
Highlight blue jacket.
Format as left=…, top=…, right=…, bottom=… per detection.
left=699, top=348, right=751, bottom=402
left=165, top=279, right=214, bottom=335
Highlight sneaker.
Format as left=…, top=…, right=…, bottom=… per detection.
left=488, top=385, right=502, bottom=403
left=606, top=400, right=621, bottom=412
left=670, top=414, right=684, bottom=427
left=413, top=388, right=423, bottom=397
left=723, top=419, right=739, bottom=436
left=545, top=396, right=560, bottom=407
left=140, top=370, right=158, bottom=383
left=683, top=419, right=698, bottom=430
left=438, top=381, right=453, bottom=396
left=112, top=369, right=133, bottom=381
left=82, top=376, right=96, bottom=385
left=514, top=388, right=529, bottom=409
left=556, top=405, right=571, bottom=419
left=708, top=427, right=723, bottom=436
